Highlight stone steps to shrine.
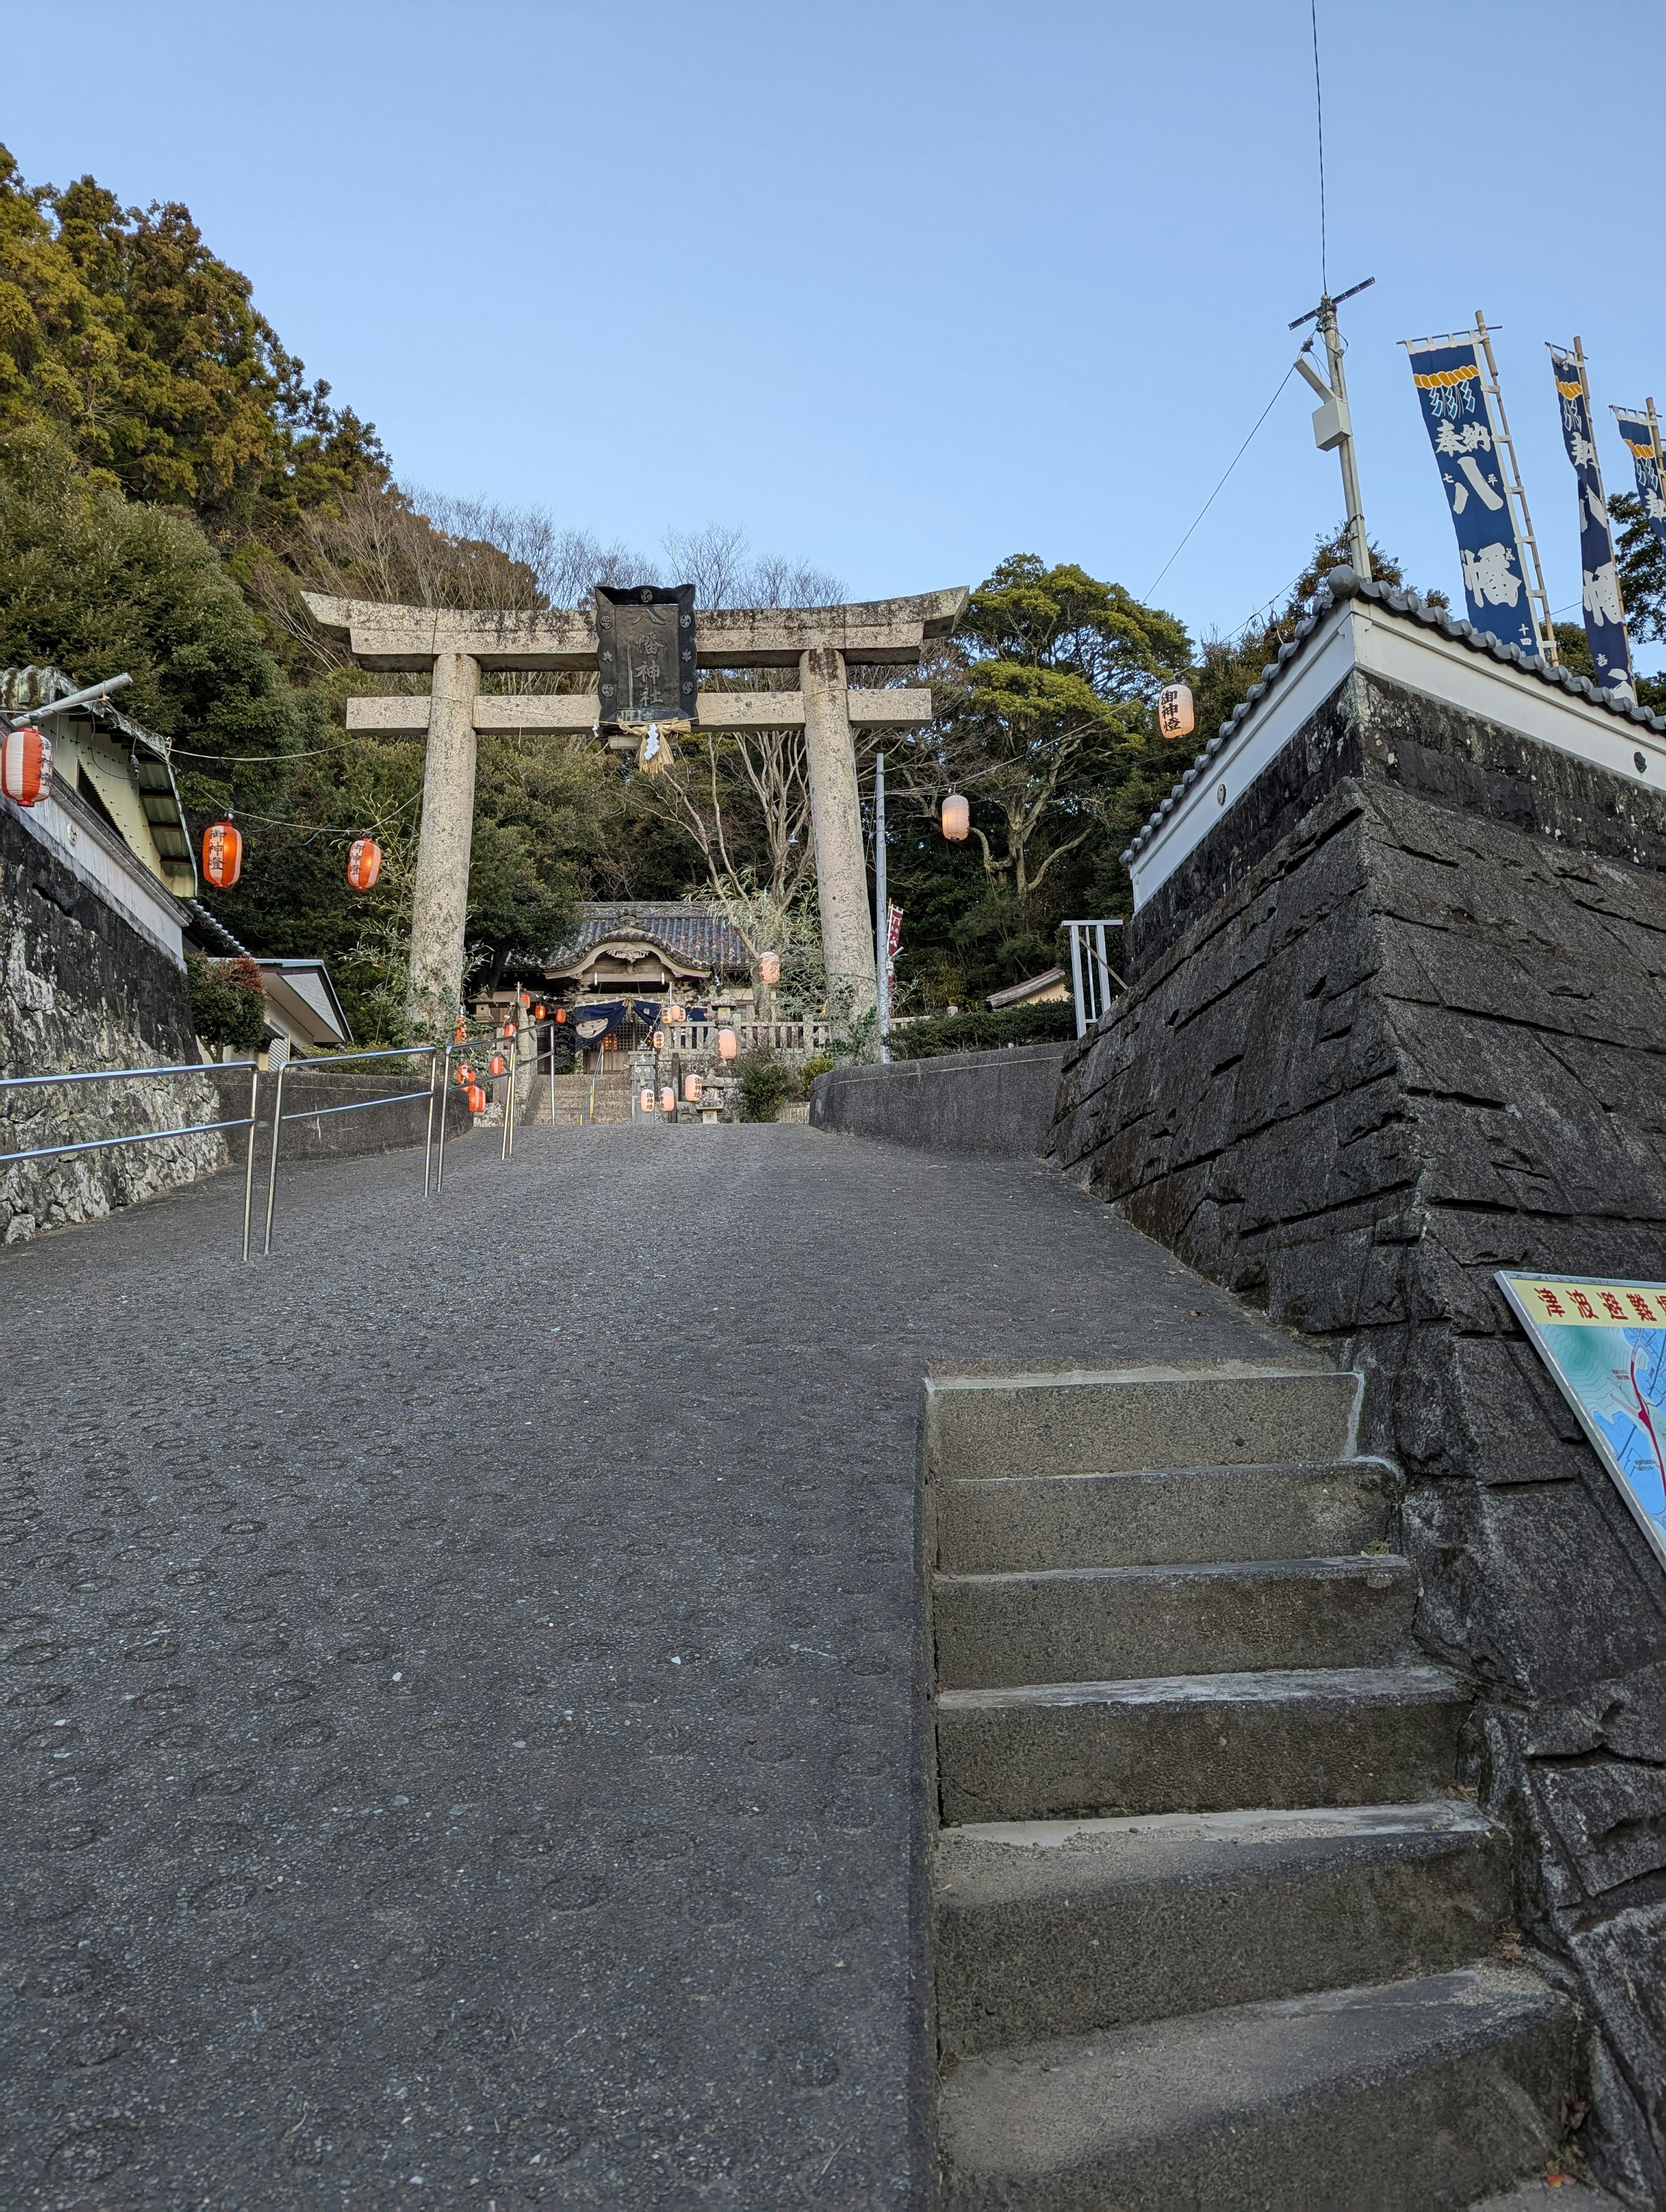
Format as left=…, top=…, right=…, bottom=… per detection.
left=550, top=1070, right=634, bottom=1126
left=923, top=1362, right=1588, bottom=2210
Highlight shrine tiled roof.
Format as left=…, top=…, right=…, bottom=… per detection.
left=1121, top=566, right=1666, bottom=868
left=546, top=903, right=752, bottom=974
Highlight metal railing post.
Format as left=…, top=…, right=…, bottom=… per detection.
left=422, top=1047, right=439, bottom=1197
left=435, top=1044, right=453, bottom=1195
left=1067, top=923, right=1088, bottom=1040
left=262, top=1060, right=288, bottom=1255
left=240, top=1063, right=261, bottom=1262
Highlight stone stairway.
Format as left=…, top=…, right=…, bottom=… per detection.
left=925, top=1362, right=1590, bottom=2211
left=550, top=1069, right=634, bottom=1126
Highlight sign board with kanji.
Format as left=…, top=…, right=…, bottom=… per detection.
left=1497, top=1271, right=1666, bottom=1572
left=596, top=585, right=697, bottom=730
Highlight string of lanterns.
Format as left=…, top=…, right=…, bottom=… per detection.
left=200, top=812, right=386, bottom=896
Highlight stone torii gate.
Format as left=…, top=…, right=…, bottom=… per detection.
left=305, top=588, right=966, bottom=1035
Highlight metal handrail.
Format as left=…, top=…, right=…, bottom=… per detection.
left=0, top=1058, right=262, bottom=1259
left=262, top=1045, right=443, bottom=1253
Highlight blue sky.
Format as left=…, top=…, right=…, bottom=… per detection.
left=8, top=0, right=1665, bottom=661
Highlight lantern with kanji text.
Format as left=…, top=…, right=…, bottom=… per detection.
left=683, top=1072, right=704, bottom=1104
left=202, top=817, right=243, bottom=890
left=346, top=835, right=382, bottom=891
left=639, top=1086, right=655, bottom=1114
left=1, top=723, right=52, bottom=807
left=659, top=1086, right=675, bottom=1114
left=1156, top=683, right=1195, bottom=740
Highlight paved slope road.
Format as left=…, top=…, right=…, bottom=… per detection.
left=0, top=1124, right=1292, bottom=2208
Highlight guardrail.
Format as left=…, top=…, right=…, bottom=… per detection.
left=0, top=1060, right=263, bottom=1259
left=1062, top=919, right=1126, bottom=1037
left=262, top=1044, right=442, bottom=1253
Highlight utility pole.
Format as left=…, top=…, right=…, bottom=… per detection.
left=873, top=750, right=890, bottom=1063
left=1291, top=276, right=1374, bottom=579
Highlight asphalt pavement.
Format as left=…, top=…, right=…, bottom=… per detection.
left=1, top=1120, right=1293, bottom=2209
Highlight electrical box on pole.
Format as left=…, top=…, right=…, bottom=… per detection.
left=1290, top=277, right=1375, bottom=580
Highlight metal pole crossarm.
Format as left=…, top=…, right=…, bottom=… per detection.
left=6, top=672, right=134, bottom=729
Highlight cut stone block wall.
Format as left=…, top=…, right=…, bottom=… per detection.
left=810, top=1043, right=1066, bottom=1157
left=1053, top=663, right=1666, bottom=2203
left=0, top=799, right=217, bottom=1245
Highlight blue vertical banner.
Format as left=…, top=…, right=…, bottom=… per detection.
left=1613, top=406, right=1666, bottom=558
left=1549, top=349, right=1633, bottom=700
left=1405, top=339, right=1541, bottom=655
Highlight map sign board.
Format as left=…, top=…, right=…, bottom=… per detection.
left=1497, top=1271, right=1666, bottom=1572
left=596, top=585, right=697, bottom=730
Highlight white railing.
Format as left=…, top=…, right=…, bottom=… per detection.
left=1062, top=920, right=1126, bottom=1038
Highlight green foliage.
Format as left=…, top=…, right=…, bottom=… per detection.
left=888, top=1000, right=1075, bottom=1060
left=185, top=951, right=265, bottom=1049
left=0, top=147, right=385, bottom=535
left=797, top=1054, right=835, bottom=1089
left=735, top=1047, right=795, bottom=1122
left=1614, top=491, right=1666, bottom=645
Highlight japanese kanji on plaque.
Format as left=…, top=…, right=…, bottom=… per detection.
left=1498, top=1271, right=1666, bottom=1573
left=596, top=584, right=698, bottom=731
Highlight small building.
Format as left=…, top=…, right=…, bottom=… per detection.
left=0, top=664, right=195, bottom=961
left=253, top=960, right=352, bottom=1060
left=985, top=966, right=1070, bottom=1012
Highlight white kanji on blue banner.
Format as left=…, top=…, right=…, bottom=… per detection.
left=1405, top=340, right=1540, bottom=656
left=1550, top=350, right=1633, bottom=701
left=1613, top=406, right=1666, bottom=560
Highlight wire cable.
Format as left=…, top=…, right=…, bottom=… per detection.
left=1145, top=366, right=1299, bottom=599
left=1311, top=0, right=1328, bottom=294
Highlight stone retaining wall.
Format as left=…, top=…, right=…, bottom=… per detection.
left=1052, top=663, right=1666, bottom=2202
left=0, top=798, right=214, bottom=1245
left=810, top=1042, right=1066, bottom=1157
left=209, top=1063, right=475, bottom=1168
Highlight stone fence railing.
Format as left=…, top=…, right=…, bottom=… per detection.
left=661, top=1019, right=832, bottom=1059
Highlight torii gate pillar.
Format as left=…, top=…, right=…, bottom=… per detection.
left=407, top=649, right=481, bottom=1034
left=801, top=646, right=876, bottom=1026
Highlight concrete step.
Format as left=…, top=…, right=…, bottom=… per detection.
left=936, top=1458, right=1402, bottom=1574
left=933, top=1553, right=1419, bottom=1690
left=939, top=1964, right=1578, bottom=2212
left=935, top=1663, right=1469, bottom=1826
left=925, top=1363, right=1360, bottom=1484
left=1469, top=2185, right=1621, bottom=2209
left=934, top=1800, right=1511, bottom=2058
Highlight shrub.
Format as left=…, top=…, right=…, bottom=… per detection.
left=736, top=1047, right=796, bottom=1122
left=885, top=1000, right=1075, bottom=1061
left=797, top=1054, right=835, bottom=1091
left=186, top=951, right=266, bottom=1051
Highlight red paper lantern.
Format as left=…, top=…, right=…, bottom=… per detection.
left=456, top=1062, right=475, bottom=1085
left=489, top=1053, right=506, bottom=1077
left=467, top=1082, right=487, bottom=1114
left=346, top=835, right=382, bottom=891
left=202, top=817, right=243, bottom=890
left=1, top=723, right=52, bottom=807
left=554, top=1008, right=568, bottom=1024
left=534, top=1003, right=547, bottom=1020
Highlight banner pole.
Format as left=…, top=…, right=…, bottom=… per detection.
left=1476, top=309, right=1557, bottom=662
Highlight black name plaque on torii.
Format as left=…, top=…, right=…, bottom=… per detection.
left=596, top=584, right=697, bottom=729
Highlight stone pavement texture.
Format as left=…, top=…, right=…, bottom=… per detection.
left=1, top=1123, right=1293, bottom=2209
